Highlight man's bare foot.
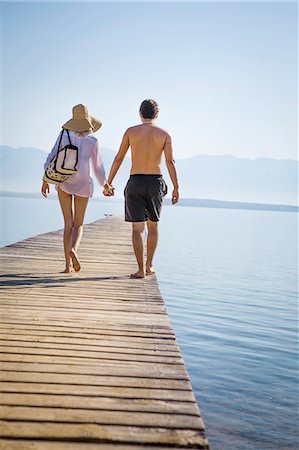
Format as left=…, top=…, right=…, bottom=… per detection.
left=62, top=267, right=73, bottom=273
left=130, top=270, right=145, bottom=279
left=146, top=266, right=156, bottom=275
left=70, top=248, right=81, bottom=272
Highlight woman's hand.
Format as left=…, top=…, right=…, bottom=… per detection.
left=41, top=181, right=50, bottom=198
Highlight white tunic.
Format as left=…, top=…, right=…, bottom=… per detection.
left=44, top=131, right=106, bottom=198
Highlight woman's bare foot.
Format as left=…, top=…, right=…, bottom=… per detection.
left=146, top=266, right=156, bottom=275
left=62, top=266, right=73, bottom=273
left=130, top=270, right=145, bottom=279
left=70, top=248, right=81, bottom=272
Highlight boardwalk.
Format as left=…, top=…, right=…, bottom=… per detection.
left=0, top=216, right=209, bottom=449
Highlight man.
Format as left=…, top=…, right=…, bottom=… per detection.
left=104, top=99, right=179, bottom=278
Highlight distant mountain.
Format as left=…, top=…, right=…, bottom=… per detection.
left=173, top=154, right=298, bottom=205
left=0, top=145, right=298, bottom=205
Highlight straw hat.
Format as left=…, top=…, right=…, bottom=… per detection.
left=62, top=104, right=102, bottom=133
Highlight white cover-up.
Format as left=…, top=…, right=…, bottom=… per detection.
left=44, top=131, right=106, bottom=198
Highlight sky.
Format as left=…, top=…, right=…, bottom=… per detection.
left=1, top=1, right=298, bottom=160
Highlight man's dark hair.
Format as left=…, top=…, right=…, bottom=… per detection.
left=139, top=99, right=159, bottom=119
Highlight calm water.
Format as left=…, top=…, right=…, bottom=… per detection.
left=156, top=206, right=298, bottom=450
left=0, top=195, right=124, bottom=247
left=0, top=195, right=298, bottom=449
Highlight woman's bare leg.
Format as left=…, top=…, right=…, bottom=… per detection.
left=57, top=188, right=73, bottom=272
left=70, top=195, right=89, bottom=271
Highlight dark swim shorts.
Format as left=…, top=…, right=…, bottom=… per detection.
left=124, top=174, right=168, bottom=222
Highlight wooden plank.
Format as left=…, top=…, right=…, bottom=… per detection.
left=0, top=371, right=192, bottom=390
left=1, top=307, right=169, bottom=320
left=0, top=440, right=205, bottom=450
left=0, top=346, right=183, bottom=364
left=0, top=422, right=208, bottom=448
left=0, top=336, right=180, bottom=352
left=0, top=311, right=172, bottom=326
left=0, top=339, right=181, bottom=355
left=0, top=393, right=198, bottom=415
left=0, top=405, right=204, bottom=428
left=0, top=299, right=167, bottom=311
left=0, top=321, right=175, bottom=337
left=0, top=322, right=175, bottom=337
left=0, top=328, right=176, bottom=341
left=0, top=382, right=196, bottom=402
left=0, top=216, right=209, bottom=449
left=0, top=333, right=177, bottom=348
left=0, top=358, right=188, bottom=380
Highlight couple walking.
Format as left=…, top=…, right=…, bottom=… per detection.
left=41, top=100, right=179, bottom=278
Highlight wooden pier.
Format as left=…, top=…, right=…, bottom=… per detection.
left=0, top=216, right=209, bottom=449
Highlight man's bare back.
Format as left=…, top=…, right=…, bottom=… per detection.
left=127, top=123, right=170, bottom=175
left=107, top=118, right=178, bottom=205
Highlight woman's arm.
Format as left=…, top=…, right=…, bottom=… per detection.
left=91, top=140, right=106, bottom=186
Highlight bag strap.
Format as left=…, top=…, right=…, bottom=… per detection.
left=66, top=130, right=72, bottom=146
left=57, top=129, right=73, bottom=151
left=57, top=130, right=64, bottom=153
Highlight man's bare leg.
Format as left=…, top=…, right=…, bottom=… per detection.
left=131, top=222, right=146, bottom=278
left=146, top=220, right=158, bottom=275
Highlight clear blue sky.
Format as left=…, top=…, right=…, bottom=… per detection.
left=1, top=1, right=298, bottom=159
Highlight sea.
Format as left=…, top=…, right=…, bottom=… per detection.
left=0, top=193, right=298, bottom=450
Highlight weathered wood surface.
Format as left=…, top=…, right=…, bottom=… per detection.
left=0, top=216, right=209, bottom=449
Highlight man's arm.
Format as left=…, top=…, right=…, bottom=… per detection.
left=107, top=130, right=130, bottom=186
left=164, top=134, right=179, bottom=204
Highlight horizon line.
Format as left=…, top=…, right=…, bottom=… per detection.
left=0, top=190, right=298, bottom=211
left=1, top=144, right=298, bottom=163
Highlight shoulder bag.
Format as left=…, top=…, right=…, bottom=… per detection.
left=43, top=130, right=78, bottom=184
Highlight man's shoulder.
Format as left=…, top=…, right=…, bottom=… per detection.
left=125, top=124, right=142, bottom=134
left=126, top=124, right=171, bottom=137
left=153, top=125, right=171, bottom=137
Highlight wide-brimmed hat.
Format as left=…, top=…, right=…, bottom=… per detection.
left=62, top=104, right=102, bottom=133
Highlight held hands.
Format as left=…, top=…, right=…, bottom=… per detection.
left=41, top=181, right=50, bottom=198
left=103, top=182, right=115, bottom=197
left=172, top=187, right=179, bottom=204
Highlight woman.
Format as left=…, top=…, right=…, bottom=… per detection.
left=41, top=104, right=112, bottom=273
